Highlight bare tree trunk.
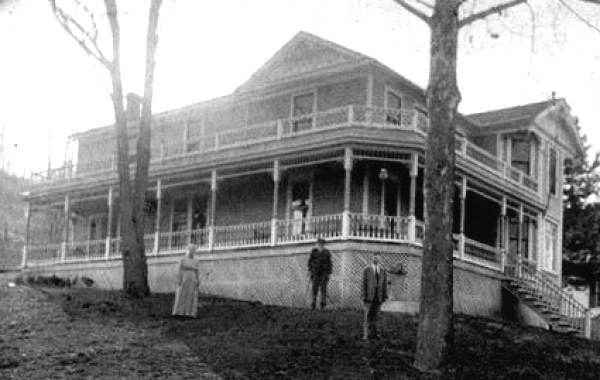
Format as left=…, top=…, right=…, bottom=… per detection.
left=414, top=0, right=460, bottom=373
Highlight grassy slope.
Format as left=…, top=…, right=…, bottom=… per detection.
left=53, top=288, right=600, bottom=380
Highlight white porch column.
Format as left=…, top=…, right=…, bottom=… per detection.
left=105, top=186, right=113, bottom=259
left=22, top=201, right=31, bottom=268
left=500, top=196, right=507, bottom=273
left=408, top=154, right=418, bottom=242
left=517, top=204, right=524, bottom=277
left=208, top=170, right=217, bottom=251
left=342, top=147, right=353, bottom=238
left=186, top=196, right=193, bottom=245
left=536, top=213, right=544, bottom=272
left=271, top=160, right=280, bottom=246
left=458, top=177, right=467, bottom=259
left=154, top=180, right=162, bottom=253
left=362, top=165, right=369, bottom=214
left=61, top=193, right=70, bottom=262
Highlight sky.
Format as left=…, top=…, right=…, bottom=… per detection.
left=0, top=0, right=599, bottom=177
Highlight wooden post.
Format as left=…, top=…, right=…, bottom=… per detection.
left=458, top=177, right=467, bottom=259
left=362, top=165, right=369, bottom=214
left=61, top=193, right=70, bottom=262
left=154, top=180, right=162, bottom=254
left=408, top=154, right=418, bottom=242
left=517, top=203, right=524, bottom=277
left=22, top=201, right=31, bottom=268
left=186, top=195, right=193, bottom=245
left=208, top=170, right=217, bottom=251
left=271, top=160, right=280, bottom=246
left=105, top=186, right=113, bottom=259
left=500, top=196, right=507, bottom=273
left=342, top=148, right=353, bottom=238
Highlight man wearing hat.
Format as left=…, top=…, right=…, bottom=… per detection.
left=308, top=237, right=332, bottom=309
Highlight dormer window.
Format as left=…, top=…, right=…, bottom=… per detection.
left=292, top=93, right=315, bottom=132
left=511, top=137, right=530, bottom=175
left=503, top=133, right=538, bottom=178
left=385, top=90, right=402, bottom=125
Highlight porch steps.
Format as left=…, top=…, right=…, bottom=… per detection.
left=502, top=278, right=583, bottom=337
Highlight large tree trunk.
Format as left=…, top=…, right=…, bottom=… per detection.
left=414, top=0, right=461, bottom=373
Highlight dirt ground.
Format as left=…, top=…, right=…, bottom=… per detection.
left=3, top=275, right=600, bottom=379
left=0, top=276, right=221, bottom=379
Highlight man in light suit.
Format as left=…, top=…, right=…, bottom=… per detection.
left=362, top=253, right=387, bottom=341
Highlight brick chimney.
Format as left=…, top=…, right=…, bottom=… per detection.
left=126, top=93, right=143, bottom=120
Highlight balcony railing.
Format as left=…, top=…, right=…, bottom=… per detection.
left=31, top=105, right=426, bottom=184
left=455, top=136, right=538, bottom=193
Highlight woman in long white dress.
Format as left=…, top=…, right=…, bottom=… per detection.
left=172, top=245, right=199, bottom=317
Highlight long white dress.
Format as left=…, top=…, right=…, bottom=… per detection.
left=172, top=257, right=199, bottom=317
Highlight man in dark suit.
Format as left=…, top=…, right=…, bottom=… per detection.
left=308, top=237, right=332, bottom=309
left=362, top=253, right=387, bottom=341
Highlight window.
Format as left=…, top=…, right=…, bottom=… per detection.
left=549, top=148, right=557, bottom=195
left=292, top=93, right=314, bottom=132
left=511, top=138, right=530, bottom=175
left=385, top=90, right=402, bottom=125
left=544, top=221, right=558, bottom=272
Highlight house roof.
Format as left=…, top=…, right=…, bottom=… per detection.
left=235, top=31, right=375, bottom=93
left=467, top=100, right=556, bottom=126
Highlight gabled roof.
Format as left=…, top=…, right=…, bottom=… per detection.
left=235, top=31, right=374, bottom=93
left=467, top=100, right=555, bottom=126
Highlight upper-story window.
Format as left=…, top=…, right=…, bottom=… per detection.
left=385, top=90, right=402, bottom=125
left=292, top=93, right=314, bottom=132
left=549, top=147, right=558, bottom=195
left=511, top=137, right=530, bottom=175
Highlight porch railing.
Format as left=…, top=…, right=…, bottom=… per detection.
left=213, top=221, right=272, bottom=248
left=277, top=214, right=343, bottom=243
left=27, top=214, right=511, bottom=276
left=348, top=213, right=410, bottom=241
left=462, top=237, right=502, bottom=269
left=26, top=243, right=62, bottom=265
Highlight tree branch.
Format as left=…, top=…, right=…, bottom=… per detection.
left=458, top=0, right=528, bottom=28
left=559, top=0, right=600, bottom=35
left=49, top=0, right=111, bottom=69
left=393, top=0, right=432, bottom=26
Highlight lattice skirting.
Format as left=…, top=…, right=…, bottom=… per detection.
left=23, top=245, right=504, bottom=317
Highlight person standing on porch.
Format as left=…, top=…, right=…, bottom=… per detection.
left=362, top=253, right=388, bottom=341
left=308, top=237, right=332, bottom=309
left=172, top=245, right=200, bottom=318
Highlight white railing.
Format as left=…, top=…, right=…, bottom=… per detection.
left=26, top=243, right=62, bottom=265
left=158, top=230, right=191, bottom=253
left=213, top=221, right=272, bottom=248
left=109, top=237, right=121, bottom=258
left=277, top=214, right=343, bottom=243
left=353, top=106, right=424, bottom=131
left=64, top=239, right=106, bottom=262
left=190, top=228, right=210, bottom=247
left=144, top=233, right=155, bottom=254
left=455, top=135, right=539, bottom=194
left=348, top=213, right=410, bottom=241
left=463, top=237, right=502, bottom=269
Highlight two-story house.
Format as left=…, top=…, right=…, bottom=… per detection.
left=23, top=32, right=590, bottom=336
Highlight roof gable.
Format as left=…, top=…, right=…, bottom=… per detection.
left=467, top=100, right=552, bottom=126
left=236, top=31, right=372, bottom=93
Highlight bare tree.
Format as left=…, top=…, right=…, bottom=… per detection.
left=50, top=0, right=164, bottom=297
left=393, top=0, right=529, bottom=374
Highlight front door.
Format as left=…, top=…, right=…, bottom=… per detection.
left=291, top=180, right=311, bottom=235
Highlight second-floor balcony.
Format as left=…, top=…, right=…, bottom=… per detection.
left=31, top=105, right=538, bottom=196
